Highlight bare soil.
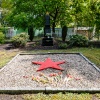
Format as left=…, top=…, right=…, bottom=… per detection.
left=0, top=39, right=59, bottom=51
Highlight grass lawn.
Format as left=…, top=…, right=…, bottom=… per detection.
left=23, top=93, right=100, bottom=100
left=0, top=50, right=18, bottom=68
left=0, top=47, right=100, bottom=100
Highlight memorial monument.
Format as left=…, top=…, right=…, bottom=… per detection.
left=42, top=12, right=53, bottom=46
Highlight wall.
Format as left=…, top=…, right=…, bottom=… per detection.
left=6, top=27, right=93, bottom=39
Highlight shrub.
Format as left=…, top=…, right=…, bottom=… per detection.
left=69, top=34, right=88, bottom=47
left=11, top=33, right=29, bottom=47
left=28, top=27, right=34, bottom=41
left=58, top=42, right=68, bottom=49
left=62, top=26, right=68, bottom=42
left=19, top=32, right=29, bottom=40
left=88, top=41, right=100, bottom=48
left=0, top=27, right=8, bottom=34
left=0, top=32, right=5, bottom=44
left=37, top=33, right=44, bottom=37
left=52, top=33, right=57, bottom=37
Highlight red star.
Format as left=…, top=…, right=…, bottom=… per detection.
left=32, top=58, right=65, bottom=71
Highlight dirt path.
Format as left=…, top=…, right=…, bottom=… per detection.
left=0, top=43, right=12, bottom=50
left=0, top=40, right=59, bottom=51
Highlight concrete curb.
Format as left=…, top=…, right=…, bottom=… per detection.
left=79, top=53, right=100, bottom=72
left=0, top=88, right=100, bottom=94
left=0, top=54, right=19, bottom=72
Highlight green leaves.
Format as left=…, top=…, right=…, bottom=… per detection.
left=0, top=32, right=5, bottom=44
left=2, top=0, right=100, bottom=38
left=69, top=34, right=88, bottom=47
left=11, top=33, right=29, bottom=47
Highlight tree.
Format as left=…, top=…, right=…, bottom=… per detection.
left=0, top=0, right=12, bottom=26
left=62, top=25, right=68, bottom=42
left=3, top=0, right=100, bottom=41
left=5, top=0, right=70, bottom=35
left=5, top=0, right=44, bottom=41
left=83, top=0, right=100, bottom=40
left=95, top=1, right=100, bottom=40
left=69, top=0, right=100, bottom=40
left=42, top=0, right=69, bottom=33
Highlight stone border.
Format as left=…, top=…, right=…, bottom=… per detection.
left=79, top=53, right=100, bottom=72
left=0, top=53, right=100, bottom=94
left=0, top=88, right=100, bottom=94
left=0, top=54, right=19, bottom=72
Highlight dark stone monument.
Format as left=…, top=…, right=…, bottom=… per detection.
left=42, top=12, right=53, bottom=46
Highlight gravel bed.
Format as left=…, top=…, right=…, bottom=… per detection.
left=0, top=53, right=100, bottom=92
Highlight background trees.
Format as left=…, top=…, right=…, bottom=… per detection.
left=5, top=0, right=44, bottom=41
left=1, top=0, right=100, bottom=40
left=42, top=0, right=69, bottom=33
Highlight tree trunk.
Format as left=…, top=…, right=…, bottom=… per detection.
left=62, top=25, right=68, bottom=42
left=52, top=22, right=55, bottom=34
left=28, top=26, right=34, bottom=41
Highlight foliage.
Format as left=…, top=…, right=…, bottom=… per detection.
left=4, top=0, right=42, bottom=41
left=0, top=32, right=5, bottom=44
left=11, top=33, right=29, bottom=47
left=88, top=41, right=100, bottom=48
left=58, top=42, right=68, bottom=49
left=69, top=34, right=88, bottom=47
left=1, top=0, right=100, bottom=38
left=37, top=33, right=44, bottom=37
left=62, top=25, right=68, bottom=42
left=4, top=0, right=70, bottom=34
left=0, top=27, right=8, bottom=34
left=5, top=0, right=44, bottom=29
left=42, top=0, right=69, bottom=33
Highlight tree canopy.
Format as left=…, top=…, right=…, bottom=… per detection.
left=1, top=0, right=100, bottom=38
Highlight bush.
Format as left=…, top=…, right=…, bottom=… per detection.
left=37, top=33, right=44, bottom=37
left=69, top=34, right=88, bottom=47
left=28, top=27, right=34, bottom=41
left=11, top=33, right=29, bottom=47
left=62, top=26, right=68, bottom=42
left=0, top=27, right=8, bottom=34
left=88, top=41, right=100, bottom=48
left=0, top=32, right=5, bottom=44
left=58, top=42, right=68, bottom=49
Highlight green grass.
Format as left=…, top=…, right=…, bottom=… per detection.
left=0, top=50, right=18, bottom=68
left=23, top=93, right=94, bottom=100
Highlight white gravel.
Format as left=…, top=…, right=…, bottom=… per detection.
left=0, top=53, right=100, bottom=91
